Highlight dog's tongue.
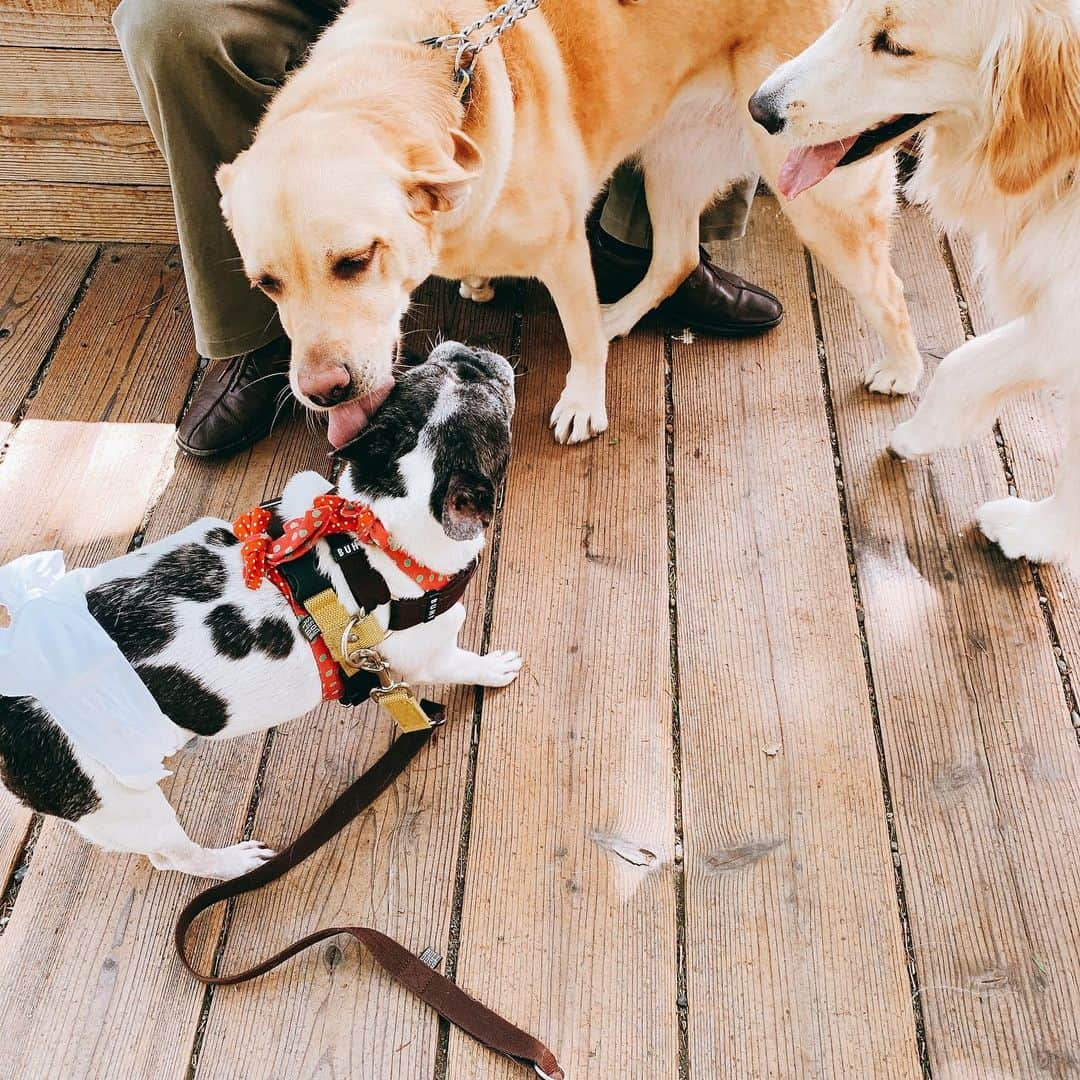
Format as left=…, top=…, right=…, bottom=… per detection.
left=778, top=138, right=857, bottom=200
left=326, top=383, right=394, bottom=448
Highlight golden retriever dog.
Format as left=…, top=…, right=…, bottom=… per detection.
left=751, top=0, right=1080, bottom=570
left=217, top=0, right=922, bottom=449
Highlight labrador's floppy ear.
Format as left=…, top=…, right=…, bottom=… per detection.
left=405, top=129, right=484, bottom=220
left=986, top=5, right=1080, bottom=195
left=440, top=471, right=495, bottom=540
left=215, top=157, right=241, bottom=224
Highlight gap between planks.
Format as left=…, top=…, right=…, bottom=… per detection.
left=802, top=247, right=932, bottom=1078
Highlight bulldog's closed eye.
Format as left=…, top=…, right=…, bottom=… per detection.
left=871, top=28, right=915, bottom=57
left=331, top=243, right=380, bottom=281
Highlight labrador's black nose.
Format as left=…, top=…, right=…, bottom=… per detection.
left=748, top=91, right=787, bottom=135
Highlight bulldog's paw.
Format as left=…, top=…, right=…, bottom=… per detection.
left=206, top=840, right=276, bottom=880
left=475, top=650, right=523, bottom=687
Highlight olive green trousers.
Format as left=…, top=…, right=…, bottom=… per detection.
left=114, top=0, right=756, bottom=359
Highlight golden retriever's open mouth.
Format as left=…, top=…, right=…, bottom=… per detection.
left=326, top=382, right=394, bottom=449
left=778, top=113, right=932, bottom=199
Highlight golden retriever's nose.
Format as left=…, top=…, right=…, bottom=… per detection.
left=299, top=364, right=353, bottom=408
left=749, top=91, right=786, bottom=135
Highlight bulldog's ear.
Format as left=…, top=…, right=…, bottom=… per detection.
left=987, top=6, right=1080, bottom=194
left=441, top=471, right=495, bottom=540
left=406, top=129, right=484, bottom=220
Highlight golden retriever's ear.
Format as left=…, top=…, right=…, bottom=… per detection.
left=987, top=7, right=1080, bottom=195
left=406, top=129, right=484, bottom=219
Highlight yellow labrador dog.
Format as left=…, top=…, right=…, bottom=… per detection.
left=751, top=0, right=1080, bottom=569
left=218, top=0, right=922, bottom=448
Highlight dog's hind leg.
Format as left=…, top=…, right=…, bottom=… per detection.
left=601, top=99, right=758, bottom=341
left=72, top=772, right=275, bottom=879
left=459, top=277, right=495, bottom=303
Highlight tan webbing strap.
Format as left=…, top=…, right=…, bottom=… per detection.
left=304, top=587, right=365, bottom=675
left=174, top=729, right=563, bottom=1079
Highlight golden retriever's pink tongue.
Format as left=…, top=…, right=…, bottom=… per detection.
left=326, top=383, right=394, bottom=448
left=778, top=139, right=857, bottom=199
left=327, top=401, right=370, bottom=448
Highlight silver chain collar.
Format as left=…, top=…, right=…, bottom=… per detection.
left=422, top=0, right=541, bottom=99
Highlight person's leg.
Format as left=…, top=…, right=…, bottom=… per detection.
left=593, top=161, right=781, bottom=336
left=113, top=0, right=340, bottom=456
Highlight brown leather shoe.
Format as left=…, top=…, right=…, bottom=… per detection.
left=590, top=226, right=784, bottom=337
left=177, top=337, right=293, bottom=459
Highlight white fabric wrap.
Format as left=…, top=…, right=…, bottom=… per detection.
left=0, top=551, right=186, bottom=790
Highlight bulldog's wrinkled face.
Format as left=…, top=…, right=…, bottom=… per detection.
left=217, top=112, right=482, bottom=447
left=749, top=0, right=994, bottom=197
left=335, top=341, right=516, bottom=542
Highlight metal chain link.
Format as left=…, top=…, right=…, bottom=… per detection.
left=424, top=0, right=541, bottom=85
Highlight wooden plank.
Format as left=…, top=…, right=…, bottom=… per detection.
left=195, top=279, right=520, bottom=1077
left=675, top=204, right=920, bottom=1075
left=0, top=181, right=177, bottom=243
left=0, top=47, right=142, bottom=121
left=0, top=9, right=117, bottom=49
left=948, top=232, right=1079, bottom=689
left=0, top=118, right=168, bottom=185
left=0, top=237, right=97, bottom=418
left=448, top=300, right=678, bottom=1077
left=28, top=244, right=194, bottom=424
left=813, top=207, right=1080, bottom=1075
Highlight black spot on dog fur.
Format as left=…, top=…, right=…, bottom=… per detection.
left=206, top=604, right=295, bottom=661
left=204, top=526, right=239, bottom=548
left=87, top=578, right=177, bottom=664
left=136, top=664, right=229, bottom=736
left=86, top=543, right=228, bottom=664
left=206, top=604, right=253, bottom=660
left=257, top=616, right=294, bottom=659
left=153, top=544, right=227, bottom=602
left=0, top=696, right=100, bottom=820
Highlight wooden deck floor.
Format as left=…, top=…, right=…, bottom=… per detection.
left=0, top=201, right=1078, bottom=1079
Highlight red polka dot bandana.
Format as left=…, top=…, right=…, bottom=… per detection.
left=233, top=493, right=452, bottom=593
left=231, top=495, right=452, bottom=701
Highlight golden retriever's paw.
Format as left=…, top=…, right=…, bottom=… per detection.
left=887, top=418, right=935, bottom=460
left=977, top=496, right=1074, bottom=566
left=459, top=277, right=495, bottom=304
left=865, top=354, right=922, bottom=396
left=550, top=382, right=608, bottom=444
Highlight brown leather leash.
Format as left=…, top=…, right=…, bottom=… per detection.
left=175, top=727, right=564, bottom=1079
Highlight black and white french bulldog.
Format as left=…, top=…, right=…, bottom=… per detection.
left=0, top=343, right=519, bottom=879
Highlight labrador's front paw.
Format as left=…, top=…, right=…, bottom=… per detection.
left=866, top=351, right=922, bottom=396
left=550, top=378, right=608, bottom=445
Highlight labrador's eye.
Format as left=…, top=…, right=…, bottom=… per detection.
left=332, top=244, right=379, bottom=281
left=872, top=29, right=915, bottom=57
left=255, top=274, right=282, bottom=295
